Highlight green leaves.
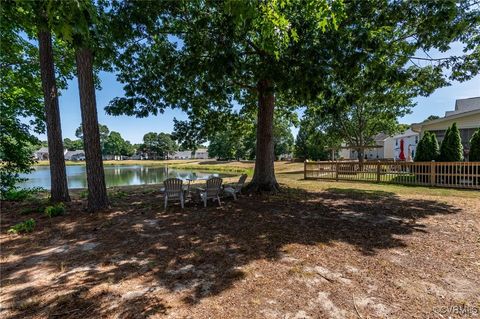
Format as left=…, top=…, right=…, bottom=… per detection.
left=414, top=131, right=440, bottom=162
left=469, top=128, right=480, bottom=161
left=140, top=132, right=178, bottom=159
left=439, top=123, right=464, bottom=162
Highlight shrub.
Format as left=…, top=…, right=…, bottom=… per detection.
left=414, top=132, right=439, bottom=161
left=2, top=189, right=32, bottom=201
left=44, top=203, right=65, bottom=218
left=79, top=189, right=88, bottom=199
left=439, top=122, right=463, bottom=162
left=8, top=219, right=36, bottom=234
left=469, top=128, right=480, bottom=161
left=1, top=187, right=43, bottom=201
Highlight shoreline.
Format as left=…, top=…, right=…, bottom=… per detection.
left=33, top=159, right=254, bottom=174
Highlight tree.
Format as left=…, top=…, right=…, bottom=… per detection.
left=106, top=1, right=480, bottom=191
left=106, top=1, right=343, bottom=191
left=425, top=115, right=441, bottom=121
left=414, top=131, right=439, bottom=162
left=1, top=2, right=65, bottom=195
left=2, top=1, right=75, bottom=202
left=37, top=12, right=70, bottom=202
left=49, top=0, right=111, bottom=210
left=469, top=128, right=480, bottom=161
left=294, top=119, right=337, bottom=161
left=103, top=131, right=134, bottom=156
left=141, top=132, right=178, bottom=159
left=76, top=124, right=110, bottom=147
left=439, top=123, right=464, bottom=162
left=63, top=138, right=83, bottom=151
left=439, top=126, right=452, bottom=161
left=208, top=131, right=240, bottom=160
left=273, top=118, right=294, bottom=160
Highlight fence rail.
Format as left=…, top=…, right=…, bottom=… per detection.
left=304, top=161, right=480, bottom=189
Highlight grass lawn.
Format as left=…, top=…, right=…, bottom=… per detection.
left=1, top=161, right=479, bottom=318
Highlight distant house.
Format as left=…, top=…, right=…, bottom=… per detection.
left=172, top=150, right=193, bottom=159
left=411, top=97, right=480, bottom=159
left=33, top=147, right=50, bottom=160
left=64, top=150, right=85, bottom=161
left=386, top=128, right=419, bottom=161
left=340, top=133, right=390, bottom=160
left=194, top=148, right=209, bottom=159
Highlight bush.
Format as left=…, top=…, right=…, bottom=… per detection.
left=439, top=122, right=463, bottom=162
left=8, top=219, right=36, bottom=234
left=469, top=128, right=480, bottom=161
left=44, top=203, right=65, bottom=218
left=1, top=187, right=43, bottom=201
left=414, top=131, right=439, bottom=161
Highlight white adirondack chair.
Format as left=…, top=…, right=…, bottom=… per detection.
left=197, top=177, right=223, bottom=207
left=163, top=178, right=185, bottom=209
left=223, top=174, right=247, bottom=200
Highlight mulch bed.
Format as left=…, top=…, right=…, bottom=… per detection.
left=1, top=184, right=479, bottom=318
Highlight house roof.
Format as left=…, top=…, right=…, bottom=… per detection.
left=65, top=150, right=85, bottom=157
left=411, top=97, right=480, bottom=132
left=389, top=128, right=419, bottom=139
left=36, top=147, right=49, bottom=153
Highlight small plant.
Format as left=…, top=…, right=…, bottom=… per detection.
left=1, top=187, right=44, bottom=201
left=44, top=203, right=65, bottom=218
left=8, top=219, right=36, bottom=234
left=79, top=189, right=88, bottom=199
left=109, top=189, right=127, bottom=199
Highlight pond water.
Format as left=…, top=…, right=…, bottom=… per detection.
left=18, top=165, right=234, bottom=189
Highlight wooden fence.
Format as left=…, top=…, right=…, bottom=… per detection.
left=304, top=161, right=480, bottom=189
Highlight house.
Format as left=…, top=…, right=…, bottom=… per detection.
left=194, top=148, right=209, bottom=159
left=172, top=150, right=193, bottom=159
left=33, top=147, right=50, bottom=160
left=340, top=133, right=391, bottom=160
left=172, top=148, right=210, bottom=160
left=64, top=150, right=86, bottom=161
left=386, top=128, right=419, bottom=161
left=411, top=97, right=480, bottom=159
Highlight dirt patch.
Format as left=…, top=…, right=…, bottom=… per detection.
left=1, top=183, right=479, bottom=318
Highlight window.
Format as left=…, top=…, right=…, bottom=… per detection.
left=415, top=136, right=418, bottom=143
left=395, top=139, right=398, bottom=146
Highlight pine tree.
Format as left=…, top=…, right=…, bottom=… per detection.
left=439, top=126, right=451, bottom=161
left=439, top=123, right=463, bottom=162
left=428, top=132, right=440, bottom=160
left=414, top=132, right=439, bottom=162
left=468, top=128, right=480, bottom=161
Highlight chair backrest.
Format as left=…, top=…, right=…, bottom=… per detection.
left=235, top=174, right=248, bottom=191
left=206, top=177, right=223, bottom=196
left=164, top=178, right=183, bottom=197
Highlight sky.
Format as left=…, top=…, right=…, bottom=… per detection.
left=37, top=46, right=480, bottom=145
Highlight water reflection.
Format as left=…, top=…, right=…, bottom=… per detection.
left=18, top=165, right=233, bottom=189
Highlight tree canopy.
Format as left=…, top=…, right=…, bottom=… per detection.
left=140, top=132, right=178, bottom=159
left=105, top=0, right=480, bottom=191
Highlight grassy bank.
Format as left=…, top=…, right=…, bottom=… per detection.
left=33, top=159, right=478, bottom=199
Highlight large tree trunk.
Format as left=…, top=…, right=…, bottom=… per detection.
left=246, top=79, right=279, bottom=192
left=75, top=47, right=109, bottom=211
left=38, top=30, right=70, bottom=202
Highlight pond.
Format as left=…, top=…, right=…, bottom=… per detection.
left=18, top=165, right=235, bottom=190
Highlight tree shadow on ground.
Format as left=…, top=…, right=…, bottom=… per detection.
left=0, top=185, right=461, bottom=317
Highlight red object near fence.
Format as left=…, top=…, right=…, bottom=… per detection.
left=399, top=139, right=405, bottom=161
